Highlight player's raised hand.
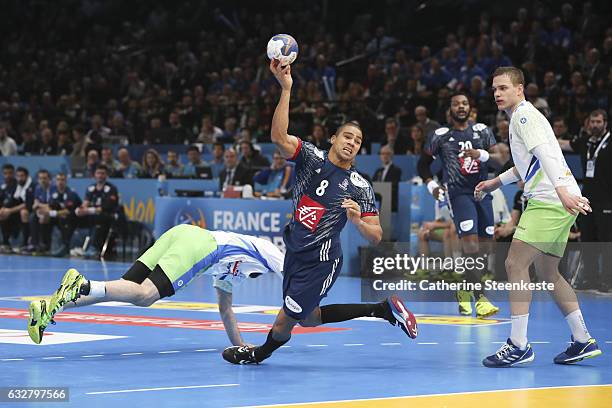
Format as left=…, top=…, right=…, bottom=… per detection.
left=269, top=59, right=293, bottom=90
left=556, top=187, right=592, bottom=215
left=342, top=199, right=361, bottom=225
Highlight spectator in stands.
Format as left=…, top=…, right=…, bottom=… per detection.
left=164, top=150, right=184, bottom=178
left=493, top=181, right=525, bottom=280
left=71, top=126, right=92, bottom=158
left=116, top=147, right=141, bottom=178
left=18, top=126, right=39, bottom=156
left=75, top=165, right=119, bottom=258
left=526, top=83, right=551, bottom=117
left=11, top=167, right=35, bottom=251
left=101, top=147, right=120, bottom=176
left=30, top=169, right=55, bottom=254
left=415, top=106, right=440, bottom=139
left=409, top=125, right=425, bottom=154
left=139, top=148, right=165, bottom=179
left=552, top=116, right=573, bottom=140
left=489, top=119, right=511, bottom=169
left=87, top=114, right=110, bottom=142
left=220, top=117, right=239, bottom=143
left=209, top=142, right=225, bottom=178
left=307, top=124, right=331, bottom=151
left=86, top=149, right=100, bottom=178
left=106, top=113, right=133, bottom=145
left=183, top=145, right=209, bottom=178
left=0, top=122, right=17, bottom=156
left=197, top=115, right=223, bottom=143
left=460, top=55, right=487, bottom=87
left=166, top=111, right=192, bottom=144
left=373, top=145, right=402, bottom=211
left=56, top=130, right=73, bottom=156
left=239, top=140, right=270, bottom=174
left=41, top=172, right=82, bottom=257
left=37, top=128, right=58, bottom=155
left=219, top=148, right=252, bottom=191
left=253, top=150, right=294, bottom=198
left=382, top=117, right=411, bottom=155
left=0, top=164, right=18, bottom=252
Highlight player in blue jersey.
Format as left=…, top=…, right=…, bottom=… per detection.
left=222, top=60, right=418, bottom=365
left=417, top=92, right=499, bottom=318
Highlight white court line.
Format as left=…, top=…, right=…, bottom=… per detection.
left=343, top=343, right=364, bottom=346
left=306, top=344, right=328, bottom=347
left=491, top=341, right=506, bottom=344
left=194, top=349, right=216, bottom=352
left=81, top=355, right=104, bottom=358
left=121, top=353, right=143, bottom=356
left=605, top=341, right=612, bottom=344
left=417, top=342, right=438, bottom=345
left=279, top=345, right=291, bottom=348
left=87, top=383, right=239, bottom=395
left=455, top=341, right=475, bottom=344
left=531, top=341, right=550, bottom=344
left=158, top=351, right=180, bottom=354
left=380, top=342, right=401, bottom=346
left=1, top=358, right=24, bottom=361
left=42, top=356, right=64, bottom=360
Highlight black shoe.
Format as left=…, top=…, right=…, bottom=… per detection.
left=598, top=283, right=610, bottom=294
left=222, top=345, right=264, bottom=365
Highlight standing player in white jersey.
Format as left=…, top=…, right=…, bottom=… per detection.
left=222, top=60, right=418, bottom=365
left=475, top=67, right=602, bottom=367
left=27, top=224, right=284, bottom=347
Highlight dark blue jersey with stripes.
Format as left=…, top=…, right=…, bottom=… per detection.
left=425, top=123, right=496, bottom=197
left=284, top=139, right=378, bottom=259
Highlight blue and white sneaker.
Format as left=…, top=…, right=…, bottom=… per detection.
left=482, top=338, right=535, bottom=367
left=554, top=337, right=602, bottom=364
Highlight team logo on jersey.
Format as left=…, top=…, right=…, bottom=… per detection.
left=315, top=168, right=321, bottom=174
left=295, top=195, right=326, bottom=232
left=459, top=156, right=480, bottom=175
left=472, top=123, right=487, bottom=132
left=520, top=117, right=527, bottom=124
left=350, top=172, right=369, bottom=188
left=338, top=178, right=349, bottom=191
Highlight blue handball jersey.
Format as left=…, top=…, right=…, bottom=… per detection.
left=425, top=123, right=496, bottom=197
left=284, top=139, right=378, bottom=259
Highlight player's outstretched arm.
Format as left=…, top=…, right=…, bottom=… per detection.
left=270, top=60, right=299, bottom=159
left=216, top=287, right=245, bottom=346
left=474, top=166, right=519, bottom=201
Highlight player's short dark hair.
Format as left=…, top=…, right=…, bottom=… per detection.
left=187, top=145, right=200, bottom=153
left=16, top=166, right=28, bottom=175
left=552, top=116, right=567, bottom=125
left=213, top=141, right=225, bottom=151
left=336, top=120, right=362, bottom=136
left=2, top=164, right=14, bottom=171
left=450, top=91, right=470, bottom=101
left=96, top=164, right=109, bottom=173
left=385, top=117, right=398, bottom=126
left=589, top=109, right=608, bottom=122
left=492, top=66, right=525, bottom=86
left=37, top=169, right=50, bottom=177
left=55, top=172, right=66, bottom=178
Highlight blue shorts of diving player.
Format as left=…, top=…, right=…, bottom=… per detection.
left=282, top=248, right=344, bottom=320
left=448, top=193, right=494, bottom=238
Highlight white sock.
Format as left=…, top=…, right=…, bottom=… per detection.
left=565, top=309, right=590, bottom=343
left=89, top=281, right=106, bottom=298
left=510, top=314, right=529, bottom=350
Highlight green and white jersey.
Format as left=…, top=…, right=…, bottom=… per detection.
left=509, top=101, right=580, bottom=204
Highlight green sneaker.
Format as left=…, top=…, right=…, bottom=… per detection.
left=27, top=299, right=52, bottom=344
left=475, top=294, right=500, bottom=318
left=47, top=268, right=85, bottom=319
left=456, top=290, right=473, bottom=316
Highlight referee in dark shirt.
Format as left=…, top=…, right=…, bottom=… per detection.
left=560, top=109, right=612, bottom=292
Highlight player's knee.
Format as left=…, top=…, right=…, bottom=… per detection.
left=417, top=229, right=427, bottom=241
left=505, top=256, right=526, bottom=276
left=133, top=282, right=159, bottom=307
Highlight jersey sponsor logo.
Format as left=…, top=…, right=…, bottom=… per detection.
left=295, top=195, right=326, bottom=232
left=485, top=226, right=495, bottom=235
left=449, top=137, right=455, bottom=141
left=520, top=117, right=527, bottom=124
left=472, top=123, right=487, bottom=132
left=435, top=127, right=450, bottom=136
left=284, top=296, right=302, bottom=314
left=459, top=156, right=481, bottom=175
left=338, top=178, right=349, bottom=191
left=459, top=219, right=474, bottom=232
left=350, top=172, right=369, bottom=188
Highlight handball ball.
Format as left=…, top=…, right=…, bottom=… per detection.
left=266, top=34, right=299, bottom=66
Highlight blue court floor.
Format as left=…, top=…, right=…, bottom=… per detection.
left=0, top=255, right=610, bottom=407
